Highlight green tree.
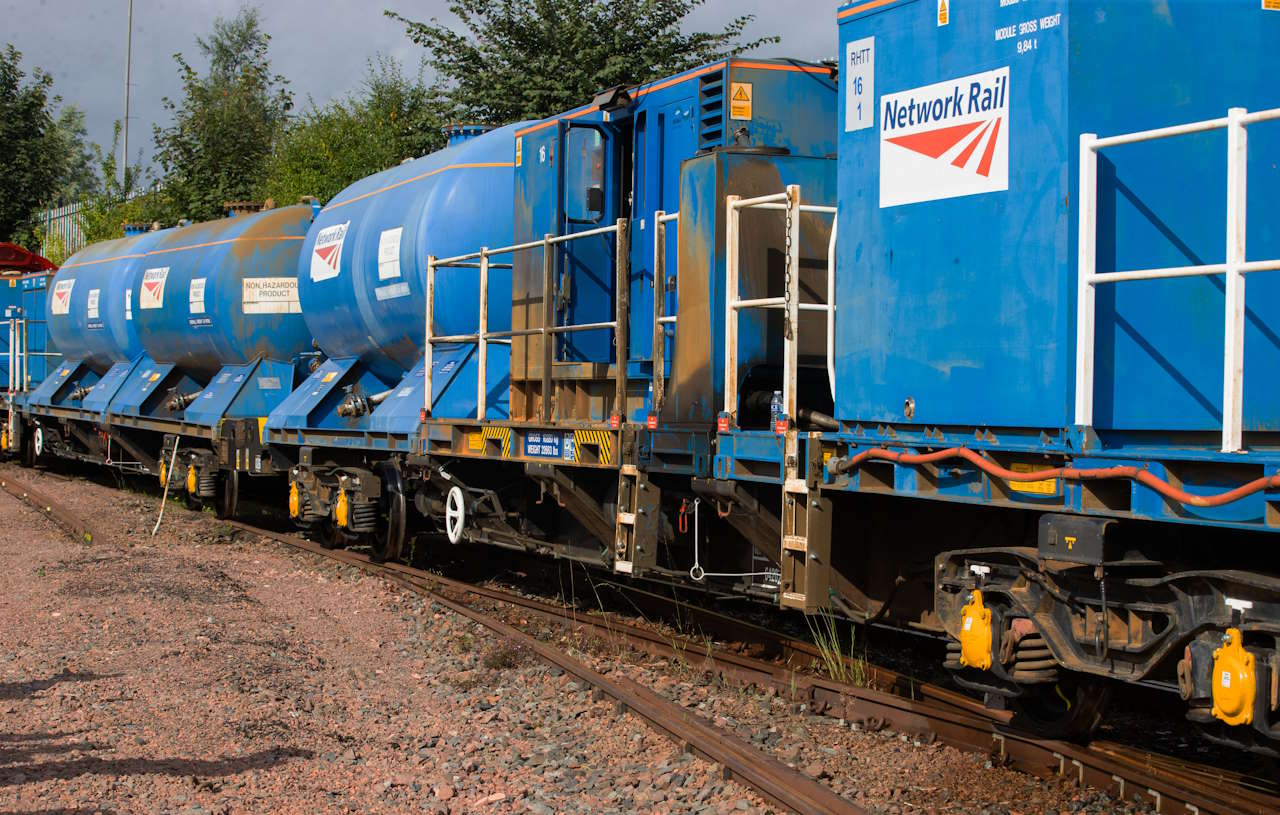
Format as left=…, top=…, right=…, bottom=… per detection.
left=386, top=0, right=778, bottom=124
left=260, top=57, right=449, bottom=205
left=0, top=45, right=68, bottom=248
left=75, top=121, right=173, bottom=247
left=154, top=6, right=292, bottom=221
left=48, top=105, right=99, bottom=207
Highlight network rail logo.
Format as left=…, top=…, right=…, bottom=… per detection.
left=879, top=67, right=1009, bottom=208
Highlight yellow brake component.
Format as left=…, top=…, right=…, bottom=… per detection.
left=1211, top=628, right=1256, bottom=727
left=959, top=588, right=993, bottom=670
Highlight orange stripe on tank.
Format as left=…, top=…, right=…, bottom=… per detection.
left=323, top=161, right=516, bottom=212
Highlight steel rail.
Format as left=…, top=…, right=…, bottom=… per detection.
left=0, top=470, right=101, bottom=544
left=6, top=466, right=1275, bottom=814
left=233, top=522, right=1277, bottom=815
left=225, top=521, right=865, bottom=815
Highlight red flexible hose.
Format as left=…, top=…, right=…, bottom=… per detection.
left=836, top=446, right=1280, bottom=508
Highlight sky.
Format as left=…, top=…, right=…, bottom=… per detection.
left=5, top=0, right=842, bottom=169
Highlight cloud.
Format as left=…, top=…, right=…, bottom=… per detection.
left=6, top=0, right=837, bottom=167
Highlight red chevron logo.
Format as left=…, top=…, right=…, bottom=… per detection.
left=886, top=116, right=1003, bottom=178
left=314, top=242, right=340, bottom=270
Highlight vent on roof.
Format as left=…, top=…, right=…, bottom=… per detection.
left=698, top=70, right=726, bottom=150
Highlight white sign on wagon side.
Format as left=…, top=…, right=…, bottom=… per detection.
left=140, top=267, right=169, bottom=309
left=378, top=226, right=403, bottom=280
left=51, top=279, right=74, bottom=315
left=243, top=277, right=302, bottom=314
left=310, top=221, right=349, bottom=282
left=844, top=36, right=875, bottom=132
left=879, top=66, right=1010, bottom=208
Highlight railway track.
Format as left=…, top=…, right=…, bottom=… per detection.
left=5, top=466, right=1278, bottom=815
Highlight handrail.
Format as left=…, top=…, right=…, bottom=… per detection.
left=1075, top=105, right=1280, bottom=453
left=651, top=210, right=679, bottom=417
left=722, top=185, right=837, bottom=427
left=424, top=219, right=631, bottom=425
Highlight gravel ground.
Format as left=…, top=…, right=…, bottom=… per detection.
left=1, top=465, right=1155, bottom=814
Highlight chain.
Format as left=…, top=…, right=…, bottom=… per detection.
left=783, top=208, right=794, bottom=340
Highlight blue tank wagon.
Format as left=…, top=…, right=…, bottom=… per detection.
left=266, top=123, right=529, bottom=557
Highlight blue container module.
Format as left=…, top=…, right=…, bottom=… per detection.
left=268, top=122, right=529, bottom=449
left=805, top=0, right=1280, bottom=746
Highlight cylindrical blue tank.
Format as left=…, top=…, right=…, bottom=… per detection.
left=297, top=121, right=529, bottom=383
left=46, top=229, right=173, bottom=371
left=133, top=205, right=315, bottom=378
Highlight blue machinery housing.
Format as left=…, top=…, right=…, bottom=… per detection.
left=5, top=3, right=1280, bottom=750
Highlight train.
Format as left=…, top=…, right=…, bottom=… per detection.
left=4, top=0, right=1279, bottom=754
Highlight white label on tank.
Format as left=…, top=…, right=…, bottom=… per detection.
left=310, top=220, right=349, bottom=281
left=125, top=289, right=132, bottom=321
left=879, top=66, right=1009, bottom=208
left=378, top=226, right=403, bottom=280
left=375, top=281, right=410, bottom=301
left=397, top=386, right=413, bottom=397
left=140, top=267, right=168, bottom=309
left=51, top=279, right=74, bottom=315
left=844, top=37, right=875, bottom=133
left=189, top=277, right=206, bottom=314
left=243, top=277, right=301, bottom=314
left=86, top=288, right=100, bottom=319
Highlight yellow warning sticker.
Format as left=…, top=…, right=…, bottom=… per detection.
left=937, top=0, right=949, bottom=26
left=149, top=373, right=161, bottom=382
left=730, top=82, right=752, bottom=121
left=515, top=136, right=523, bottom=167
left=1265, top=0, right=1280, bottom=11
left=1008, top=462, right=1057, bottom=496
left=322, top=371, right=337, bottom=383
left=467, top=432, right=484, bottom=452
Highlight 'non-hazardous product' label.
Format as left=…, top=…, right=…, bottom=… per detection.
left=86, top=288, right=100, bottom=319
left=243, top=277, right=301, bottom=314
left=310, top=221, right=349, bottom=281
left=140, top=267, right=169, bottom=309
left=879, top=66, right=1010, bottom=208
left=51, top=279, right=74, bottom=315
left=125, top=289, right=133, bottom=321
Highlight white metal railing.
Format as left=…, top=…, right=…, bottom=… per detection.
left=1075, top=106, right=1280, bottom=453
left=651, top=210, right=680, bottom=415
left=5, top=317, right=22, bottom=393
left=722, top=184, right=837, bottom=426
left=425, top=219, right=630, bottom=423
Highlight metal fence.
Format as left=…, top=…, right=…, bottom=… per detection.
left=34, top=201, right=87, bottom=258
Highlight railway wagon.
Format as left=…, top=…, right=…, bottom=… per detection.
left=267, top=58, right=839, bottom=571
left=19, top=207, right=315, bottom=516
left=2, top=243, right=58, bottom=460
left=708, top=0, right=1280, bottom=750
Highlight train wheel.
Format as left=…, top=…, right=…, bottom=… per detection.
left=371, top=465, right=406, bottom=563
left=215, top=469, right=239, bottom=520
left=21, top=427, right=36, bottom=468
left=316, top=520, right=344, bottom=550
left=1009, top=676, right=1110, bottom=741
left=183, top=493, right=203, bottom=512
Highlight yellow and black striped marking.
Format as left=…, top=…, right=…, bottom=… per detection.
left=573, top=430, right=613, bottom=466
left=482, top=426, right=512, bottom=458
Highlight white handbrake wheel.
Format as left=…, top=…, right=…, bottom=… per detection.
left=445, top=485, right=465, bottom=544
left=33, top=426, right=43, bottom=457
